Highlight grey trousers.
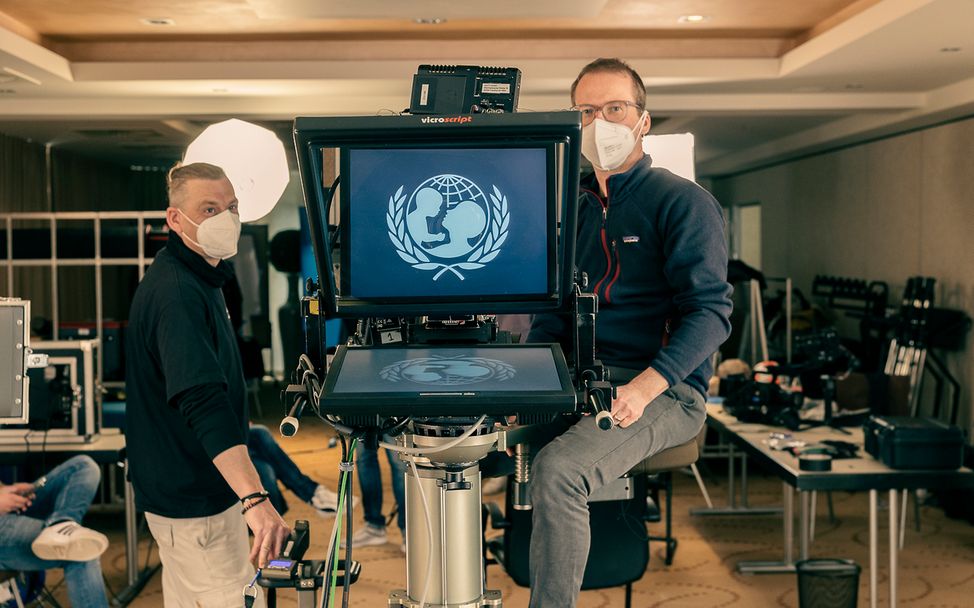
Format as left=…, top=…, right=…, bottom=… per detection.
left=527, top=381, right=706, bottom=607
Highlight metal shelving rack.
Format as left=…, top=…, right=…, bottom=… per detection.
left=0, top=211, right=168, bottom=385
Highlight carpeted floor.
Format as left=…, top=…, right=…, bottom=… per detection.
left=43, top=417, right=974, bottom=607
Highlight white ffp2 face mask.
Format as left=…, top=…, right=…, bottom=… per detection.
left=178, top=208, right=241, bottom=260
left=581, top=112, right=647, bottom=171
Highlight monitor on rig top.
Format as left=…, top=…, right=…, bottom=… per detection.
left=293, top=111, right=582, bottom=319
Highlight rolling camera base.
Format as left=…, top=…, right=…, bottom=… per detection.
left=389, top=589, right=502, bottom=608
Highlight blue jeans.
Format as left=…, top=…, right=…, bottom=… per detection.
left=248, top=424, right=318, bottom=515
left=0, top=455, right=108, bottom=608
left=356, top=440, right=406, bottom=532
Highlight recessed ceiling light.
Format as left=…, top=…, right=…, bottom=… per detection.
left=678, top=15, right=709, bottom=23
left=844, top=83, right=864, bottom=90
left=413, top=17, right=446, bottom=25
left=940, top=47, right=962, bottom=53
left=141, top=17, right=175, bottom=26
left=211, top=88, right=229, bottom=94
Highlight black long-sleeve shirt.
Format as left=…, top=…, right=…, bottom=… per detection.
left=529, top=156, right=733, bottom=397
left=125, top=231, right=248, bottom=518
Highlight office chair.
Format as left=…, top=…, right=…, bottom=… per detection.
left=485, top=426, right=705, bottom=605
left=485, top=474, right=650, bottom=607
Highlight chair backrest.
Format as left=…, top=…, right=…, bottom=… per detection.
left=497, top=475, right=649, bottom=590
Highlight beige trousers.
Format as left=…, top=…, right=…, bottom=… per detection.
left=145, top=504, right=264, bottom=608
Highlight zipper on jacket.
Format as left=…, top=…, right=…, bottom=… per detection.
left=584, top=187, right=613, bottom=299
left=604, top=239, right=622, bottom=303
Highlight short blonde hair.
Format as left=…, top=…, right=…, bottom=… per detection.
left=166, top=162, right=227, bottom=207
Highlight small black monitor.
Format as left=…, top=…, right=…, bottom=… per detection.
left=293, top=112, right=581, bottom=318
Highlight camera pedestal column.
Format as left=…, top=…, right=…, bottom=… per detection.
left=389, top=428, right=502, bottom=608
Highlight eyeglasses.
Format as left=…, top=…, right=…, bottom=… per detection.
left=570, top=100, right=643, bottom=126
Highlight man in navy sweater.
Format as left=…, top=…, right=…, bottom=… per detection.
left=526, top=58, right=733, bottom=607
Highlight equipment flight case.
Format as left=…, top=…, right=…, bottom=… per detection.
left=0, top=338, right=102, bottom=444
left=863, top=415, right=964, bottom=470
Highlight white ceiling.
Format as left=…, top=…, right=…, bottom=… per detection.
left=0, top=0, right=972, bottom=177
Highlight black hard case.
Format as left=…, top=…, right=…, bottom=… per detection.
left=863, top=415, right=964, bottom=470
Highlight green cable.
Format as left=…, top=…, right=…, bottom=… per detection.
left=328, top=437, right=357, bottom=608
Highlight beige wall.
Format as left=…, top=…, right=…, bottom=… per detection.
left=711, top=115, right=974, bottom=436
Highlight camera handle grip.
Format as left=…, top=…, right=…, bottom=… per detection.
left=586, top=380, right=616, bottom=431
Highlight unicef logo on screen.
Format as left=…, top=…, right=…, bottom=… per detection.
left=387, top=174, right=509, bottom=280
left=380, top=356, right=516, bottom=387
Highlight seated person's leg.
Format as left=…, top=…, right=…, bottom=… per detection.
left=479, top=416, right=573, bottom=494
left=251, top=455, right=288, bottom=515
left=345, top=444, right=388, bottom=547
left=25, top=456, right=108, bottom=562
left=384, top=444, right=407, bottom=537
left=248, top=424, right=348, bottom=514
left=527, top=384, right=705, bottom=607
left=62, top=560, right=109, bottom=607
left=0, top=455, right=109, bottom=608
left=0, top=515, right=109, bottom=608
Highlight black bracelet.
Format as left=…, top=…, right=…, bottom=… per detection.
left=241, top=495, right=268, bottom=515
left=240, top=491, right=269, bottom=504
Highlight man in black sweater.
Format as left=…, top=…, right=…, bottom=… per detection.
left=125, top=162, right=289, bottom=607
left=525, top=59, right=733, bottom=607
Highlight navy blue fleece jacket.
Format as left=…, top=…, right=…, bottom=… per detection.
left=528, top=155, right=733, bottom=397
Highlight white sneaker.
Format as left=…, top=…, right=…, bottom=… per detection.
left=31, top=521, right=108, bottom=562
left=311, top=485, right=359, bottom=516
left=340, top=524, right=387, bottom=549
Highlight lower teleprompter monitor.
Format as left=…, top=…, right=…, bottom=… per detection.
left=320, top=344, right=577, bottom=417
left=293, top=112, right=582, bottom=318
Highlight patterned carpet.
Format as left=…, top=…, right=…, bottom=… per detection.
left=43, top=419, right=974, bottom=607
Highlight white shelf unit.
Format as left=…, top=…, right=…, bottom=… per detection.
left=0, top=211, right=168, bottom=386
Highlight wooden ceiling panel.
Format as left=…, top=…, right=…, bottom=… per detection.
left=0, top=0, right=868, bottom=40
left=6, top=0, right=967, bottom=178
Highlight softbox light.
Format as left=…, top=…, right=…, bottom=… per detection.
left=183, top=119, right=289, bottom=223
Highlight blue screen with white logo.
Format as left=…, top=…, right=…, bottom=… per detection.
left=345, top=147, right=549, bottom=300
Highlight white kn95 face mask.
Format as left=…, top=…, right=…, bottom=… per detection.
left=178, top=208, right=241, bottom=260
left=581, top=112, right=647, bottom=171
